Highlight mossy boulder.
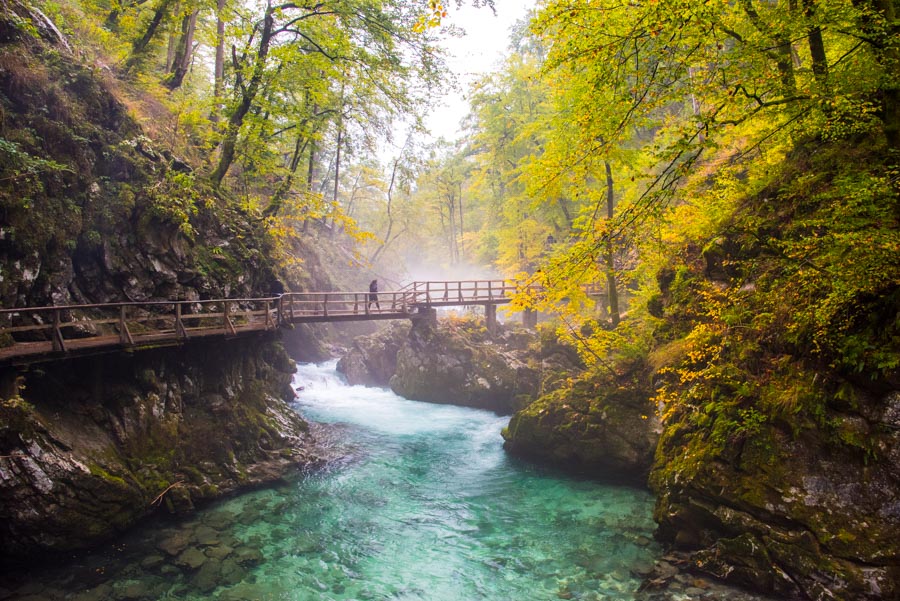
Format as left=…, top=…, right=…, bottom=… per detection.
left=337, top=317, right=581, bottom=414
left=502, top=359, right=659, bottom=482
left=388, top=318, right=550, bottom=414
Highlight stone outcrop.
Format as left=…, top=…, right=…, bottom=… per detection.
left=336, top=318, right=582, bottom=414
left=502, top=359, right=660, bottom=482
left=0, top=336, right=321, bottom=560
left=337, top=322, right=411, bottom=387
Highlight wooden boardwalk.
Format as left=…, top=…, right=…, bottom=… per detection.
left=0, top=280, right=554, bottom=365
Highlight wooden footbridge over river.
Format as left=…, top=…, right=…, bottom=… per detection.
left=0, top=280, right=585, bottom=366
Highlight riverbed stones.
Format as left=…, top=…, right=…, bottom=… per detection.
left=175, top=546, right=206, bottom=570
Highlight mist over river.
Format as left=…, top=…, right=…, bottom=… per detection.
left=0, top=361, right=664, bottom=600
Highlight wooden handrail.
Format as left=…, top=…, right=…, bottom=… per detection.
left=0, top=280, right=605, bottom=364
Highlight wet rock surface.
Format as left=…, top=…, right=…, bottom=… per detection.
left=0, top=337, right=322, bottom=560
left=502, top=359, right=660, bottom=482
left=336, top=317, right=582, bottom=415
left=651, top=386, right=900, bottom=599
left=0, top=492, right=286, bottom=601
left=336, top=321, right=410, bottom=386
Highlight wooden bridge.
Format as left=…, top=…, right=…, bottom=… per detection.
left=0, top=280, right=565, bottom=365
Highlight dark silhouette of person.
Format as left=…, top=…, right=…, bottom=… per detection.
left=368, top=279, right=380, bottom=310
left=269, top=279, right=285, bottom=297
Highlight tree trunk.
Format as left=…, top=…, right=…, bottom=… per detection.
left=124, top=0, right=173, bottom=72
left=457, top=181, right=464, bottom=262
left=371, top=156, right=401, bottom=264
left=330, top=122, right=343, bottom=237
left=210, top=2, right=274, bottom=186
left=165, top=9, right=198, bottom=90
left=604, top=160, right=620, bottom=327
left=740, top=0, right=796, bottom=97
left=802, top=0, right=829, bottom=86
left=211, top=0, right=226, bottom=121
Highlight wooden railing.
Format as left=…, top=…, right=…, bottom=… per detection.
left=0, top=298, right=282, bottom=362
left=398, top=280, right=536, bottom=306
left=0, top=280, right=606, bottom=364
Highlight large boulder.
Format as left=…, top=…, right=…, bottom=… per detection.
left=336, top=317, right=582, bottom=414
left=502, top=359, right=659, bottom=482
left=388, top=318, right=540, bottom=414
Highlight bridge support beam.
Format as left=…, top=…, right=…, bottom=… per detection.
left=485, top=304, right=497, bottom=335
left=522, top=308, right=538, bottom=329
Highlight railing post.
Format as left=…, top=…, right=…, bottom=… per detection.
left=276, top=295, right=284, bottom=327
left=175, top=303, right=187, bottom=340
left=120, top=305, right=134, bottom=345
left=223, top=301, right=236, bottom=335
left=354, top=293, right=359, bottom=314
left=458, top=281, right=462, bottom=302
left=51, top=309, right=66, bottom=352
left=485, top=303, right=497, bottom=335
left=265, top=300, right=273, bottom=330
left=323, top=293, right=329, bottom=317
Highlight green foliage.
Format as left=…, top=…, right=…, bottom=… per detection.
left=145, top=168, right=201, bottom=237
left=0, top=137, right=71, bottom=207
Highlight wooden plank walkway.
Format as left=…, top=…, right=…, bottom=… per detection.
left=0, top=280, right=561, bottom=365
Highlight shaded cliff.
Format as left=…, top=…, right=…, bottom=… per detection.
left=0, top=337, right=318, bottom=559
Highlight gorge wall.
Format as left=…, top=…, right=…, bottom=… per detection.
left=0, top=336, right=319, bottom=559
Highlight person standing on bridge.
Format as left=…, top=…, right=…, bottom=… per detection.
left=368, top=279, right=380, bottom=310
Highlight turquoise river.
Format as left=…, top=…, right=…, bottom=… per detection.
left=0, top=361, right=670, bottom=600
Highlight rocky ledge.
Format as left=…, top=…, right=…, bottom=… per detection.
left=337, top=317, right=582, bottom=415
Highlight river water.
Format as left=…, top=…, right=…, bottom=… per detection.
left=0, top=361, right=664, bottom=601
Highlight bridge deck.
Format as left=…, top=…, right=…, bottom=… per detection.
left=0, top=280, right=566, bottom=365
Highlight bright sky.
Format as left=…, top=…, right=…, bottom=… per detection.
left=425, top=0, right=535, bottom=141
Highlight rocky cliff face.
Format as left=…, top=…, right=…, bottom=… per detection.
left=0, top=1, right=280, bottom=309
left=650, top=366, right=900, bottom=600
left=0, top=337, right=319, bottom=560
